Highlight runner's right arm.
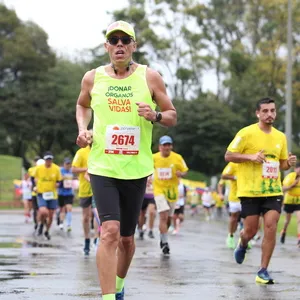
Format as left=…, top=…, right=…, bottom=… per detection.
left=76, top=70, right=95, bottom=148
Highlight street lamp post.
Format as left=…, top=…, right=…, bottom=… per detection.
left=285, top=0, right=293, bottom=151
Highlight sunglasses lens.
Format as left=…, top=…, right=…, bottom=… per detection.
left=121, top=37, right=131, bottom=44
left=109, top=37, right=119, bottom=45
left=108, top=36, right=132, bottom=45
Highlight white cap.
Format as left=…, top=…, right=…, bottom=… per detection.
left=36, top=159, right=45, bottom=166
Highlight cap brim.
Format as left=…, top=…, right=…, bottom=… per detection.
left=44, top=155, right=54, bottom=160
left=106, top=29, right=135, bottom=40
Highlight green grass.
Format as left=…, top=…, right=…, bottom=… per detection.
left=277, top=214, right=298, bottom=237
left=0, top=242, right=22, bottom=248
left=0, top=155, right=22, bottom=203
left=185, top=170, right=208, bottom=183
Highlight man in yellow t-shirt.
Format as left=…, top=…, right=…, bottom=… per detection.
left=280, top=162, right=300, bottom=246
left=35, top=151, right=62, bottom=240
left=72, top=145, right=93, bottom=256
left=225, top=97, right=297, bottom=284
left=221, top=162, right=240, bottom=249
left=28, top=156, right=41, bottom=230
left=153, top=135, right=188, bottom=255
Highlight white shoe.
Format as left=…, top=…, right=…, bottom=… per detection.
left=168, top=225, right=174, bottom=232
left=59, top=223, right=64, bottom=230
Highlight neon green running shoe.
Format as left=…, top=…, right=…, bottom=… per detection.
left=255, top=269, right=274, bottom=284
left=226, top=235, right=236, bottom=249
left=247, top=241, right=252, bottom=249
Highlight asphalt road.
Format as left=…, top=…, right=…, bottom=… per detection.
left=0, top=209, right=299, bottom=300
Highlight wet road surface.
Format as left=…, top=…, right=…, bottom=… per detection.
left=0, top=209, right=299, bottom=300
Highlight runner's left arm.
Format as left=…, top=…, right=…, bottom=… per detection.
left=136, top=68, right=176, bottom=127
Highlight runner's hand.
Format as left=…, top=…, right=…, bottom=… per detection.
left=287, top=152, right=297, bottom=167
left=136, top=102, right=156, bottom=121
left=76, top=130, right=93, bottom=148
left=176, top=170, right=183, bottom=177
left=251, top=150, right=265, bottom=163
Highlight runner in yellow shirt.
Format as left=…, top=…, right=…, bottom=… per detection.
left=225, top=97, right=297, bottom=284
left=212, top=188, right=224, bottom=218
left=28, top=156, right=40, bottom=230
left=221, top=162, right=241, bottom=249
left=153, top=135, right=188, bottom=255
left=280, top=162, right=300, bottom=246
left=72, top=145, right=93, bottom=255
left=217, top=178, right=230, bottom=214
left=35, top=151, right=62, bottom=240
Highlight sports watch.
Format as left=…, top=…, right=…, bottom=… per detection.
left=154, top=111, right=162, bottom=122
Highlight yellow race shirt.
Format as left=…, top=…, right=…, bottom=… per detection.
left=213, top=191, right=223, bottom=208
left=153, top=151, right=188, bottom=202
left=222, top=162, right=239, bottom=202
left=227, top=123, right=288, bottom=197
left=28, top=166, right=37, bottom=196
left=283, top=172, right=300, bottom=204
left=35, top=163, right=62, bottom=199
left=218, top=179, right=230, bottom=202
left=72, top=146, right=93, bottom=198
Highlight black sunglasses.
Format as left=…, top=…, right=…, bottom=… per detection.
left=108, top=36, right=133, bottom=45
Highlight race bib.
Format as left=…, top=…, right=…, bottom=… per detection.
left=105, top=125, right=140, bottom=155
left=42, top=192, right=54, bottom=200
left=63, top=179, right=73, bottom=189
left=262, top=161, right=279, bottom=179
left=157, top=168, right=172, bottom=180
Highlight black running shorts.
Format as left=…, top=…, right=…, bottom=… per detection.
left=240, top=196, right=283, bottom=218
left=90, top=174, right=147, bottom=237
left=174, top=205, right=184, bottom=215
left=79, top=196, right=92, bottom=208
left=283, top=204, right=300, bottom=214
left=58, top=195, right=74, bottom=207
left=141, top=197, right=156, bottom=211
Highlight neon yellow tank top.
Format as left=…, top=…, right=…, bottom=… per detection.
left=88, top=65, right=155, bottom=179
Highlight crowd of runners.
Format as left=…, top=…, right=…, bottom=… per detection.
left=20, top=130, right=300, bottom=260
left=16, top=19, right=300, bottom=300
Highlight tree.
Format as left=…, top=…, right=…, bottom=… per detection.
left=0, top=4, right=55, bottom=159
left=163, top=96, right=242, bottom=175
